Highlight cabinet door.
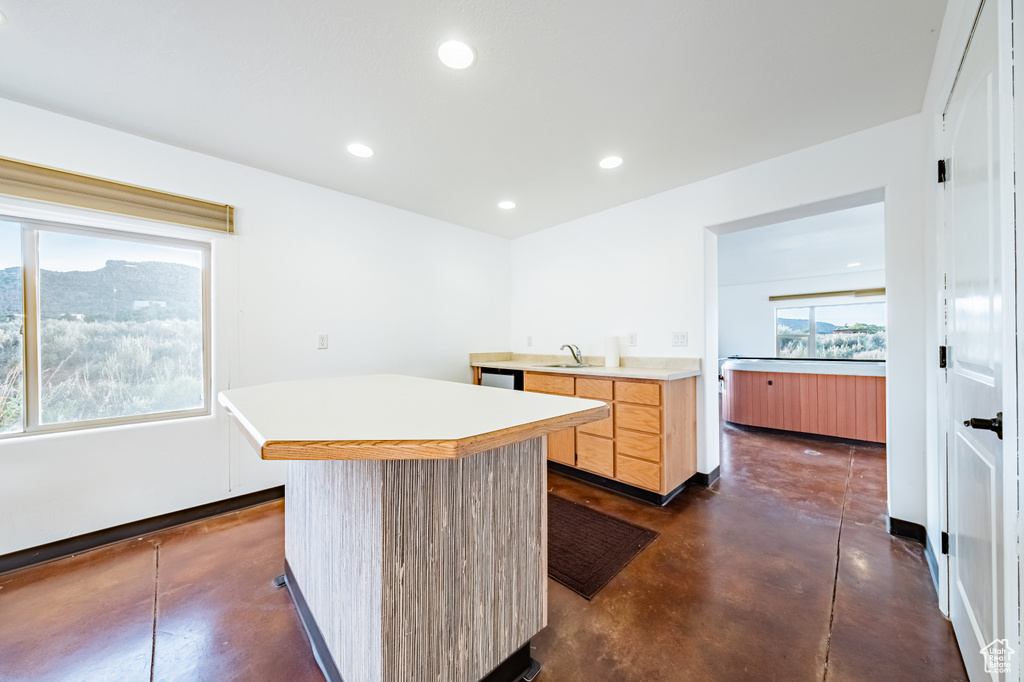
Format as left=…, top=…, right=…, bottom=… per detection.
left=576, top=433, right=614, bottom=477
left=578, top=402, right=613, bottom=438
left=524, top=371, right=576, bottom=464
left=546, top=427, right=576, bottom=466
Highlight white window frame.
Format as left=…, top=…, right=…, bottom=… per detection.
left=1, top=213, right=211, bottom=439
left=775, top=301, right=886, bottom=359
left=776, top=307, right=815, bottom=358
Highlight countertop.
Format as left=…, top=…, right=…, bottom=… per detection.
left=471, top=353, right=701, bottom=381
left=219, top=374, right=608, bottom=461
left=721, top=358, right=886, bottom=377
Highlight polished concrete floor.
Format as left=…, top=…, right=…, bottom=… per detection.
left=0, top=423, right=967, bottom=681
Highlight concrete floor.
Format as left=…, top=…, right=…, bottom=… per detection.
left=0, top=422, right=967, bottom=681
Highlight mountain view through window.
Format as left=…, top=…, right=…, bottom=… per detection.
left=0, top=223, right=207, bottom=434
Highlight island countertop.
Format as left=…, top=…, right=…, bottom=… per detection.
left=218, top=373, right=608, bottom=461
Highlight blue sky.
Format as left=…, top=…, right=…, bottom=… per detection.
left=778, top=303, right=887, bottom=328
left=0, top=221, right=201, bottom=271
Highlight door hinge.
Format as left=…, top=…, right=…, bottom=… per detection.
left=939, top=345, right=947, bottom=368
left=938, top=159, right=947, bottom=183
left=941, top=532, right=949, bottom=555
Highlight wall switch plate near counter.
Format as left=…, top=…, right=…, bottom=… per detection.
left=672, top=332, right=688, bottom=346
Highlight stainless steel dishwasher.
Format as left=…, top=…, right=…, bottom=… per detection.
left=479, top=367, right=523, bottom=390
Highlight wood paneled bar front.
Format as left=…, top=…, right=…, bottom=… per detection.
left=721, top=358, right=886, bottom=443
left=218, top=374, right=607, bottom=682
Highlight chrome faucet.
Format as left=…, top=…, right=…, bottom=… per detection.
left=560, top=344, right=583, bottom=365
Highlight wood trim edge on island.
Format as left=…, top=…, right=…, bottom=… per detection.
left=257, top=405, right=610, bottom=461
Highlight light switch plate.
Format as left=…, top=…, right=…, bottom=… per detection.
left=527, top=335, right=533, bottom=347
left=672, top=332, right=688, bottom=346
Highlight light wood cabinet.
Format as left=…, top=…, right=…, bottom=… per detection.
left=546, top=427, right=576, bottom=466
left=722, top=369, right=885, bottom=443
left=523, top=371, right=697, bottom=498
left=523, top=372, right=576, bottom=465
left=576, top=433, right=614, bottom=477
left=616, top=402, right=661, bottom=435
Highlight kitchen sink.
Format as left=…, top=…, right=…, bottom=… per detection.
left=532, top=363, right=595, bottom=368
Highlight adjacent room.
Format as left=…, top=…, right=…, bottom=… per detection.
left=0, top=1, right=1017, bottom=681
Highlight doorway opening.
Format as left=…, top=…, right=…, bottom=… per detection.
left=702, top=190, right=889, bottom=493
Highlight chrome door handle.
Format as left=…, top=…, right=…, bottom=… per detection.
left=964, top=412, right=1003, bottom=440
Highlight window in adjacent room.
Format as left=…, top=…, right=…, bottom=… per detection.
left=776, top=301, right=886, bottom=360
left=0, top=216, right=210, bottom=437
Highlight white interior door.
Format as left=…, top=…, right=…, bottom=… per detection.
left=944, top=1, right=1018, bottom=679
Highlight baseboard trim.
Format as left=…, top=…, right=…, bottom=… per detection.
left=887, top=516, right=926, bottom=544
left=689, top=466, right=721, bottom=487
left=548, top=462, right=686, bottom=506
left=285, top=561, right=344, bottom=682
left=0, top=486, right=285, bottom=576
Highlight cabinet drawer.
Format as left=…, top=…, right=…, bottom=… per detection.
left=615, top=429, right=661, bottom=463
left=576, top=377, right=613, bottom=400
left=524, top=372, right=575, bottom=396
left=615, top=380, right=661, bottom=406
left=578, top=402, right=613, bottom=438
left=615, top=454, right=661, bottom=491
left=576, top=433, right=614, bottom=477
left=616, top=403, right=661, bottom=435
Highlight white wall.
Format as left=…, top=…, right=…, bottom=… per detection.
left=510, top=114, right=927, bottom=524
left=0, top=97, right=511, bottom=555
left=718, top=271, right=886, bottom=359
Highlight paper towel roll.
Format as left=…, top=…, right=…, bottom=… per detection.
left=605, top=335, right=620, bottom=368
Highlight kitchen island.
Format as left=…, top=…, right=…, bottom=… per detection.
left=219, top=374, right=607, bottom=682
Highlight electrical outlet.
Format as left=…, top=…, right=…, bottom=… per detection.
left=672, top=332, right=688, bottom=347
left=527, top=335, right=533, bottom=347
left=627, top=332, right=638, bottom=347
left=317, top=334, right=328, bottom=350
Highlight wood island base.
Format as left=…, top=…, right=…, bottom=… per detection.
left=285, top=438, right=547, bottom=682
left=284, top=561, right=540, bottom=682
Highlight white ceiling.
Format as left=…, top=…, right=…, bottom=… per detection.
left=0, top=1, right=946, bottom=238
left=717, top=202, right=885, bottom=287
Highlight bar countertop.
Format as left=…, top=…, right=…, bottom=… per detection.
left=721, top=358, right=886, bottom=377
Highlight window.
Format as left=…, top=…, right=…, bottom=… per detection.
left=0, top=216, right=209, bottom=437
left=776, top=302, right=886, bottom=359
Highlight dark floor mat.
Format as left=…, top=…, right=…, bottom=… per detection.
left=547, top=494, right=658, bottom=599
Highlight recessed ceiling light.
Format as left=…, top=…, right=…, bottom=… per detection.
left=847, top=262, right=861, bottom=267
left=498, top=201, right=516, bottom=210
left=438, top=40, right=475, bottom=69
left=346, top=143, right=374, bottom=158
left=599, top=156, right=623, bottom=169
